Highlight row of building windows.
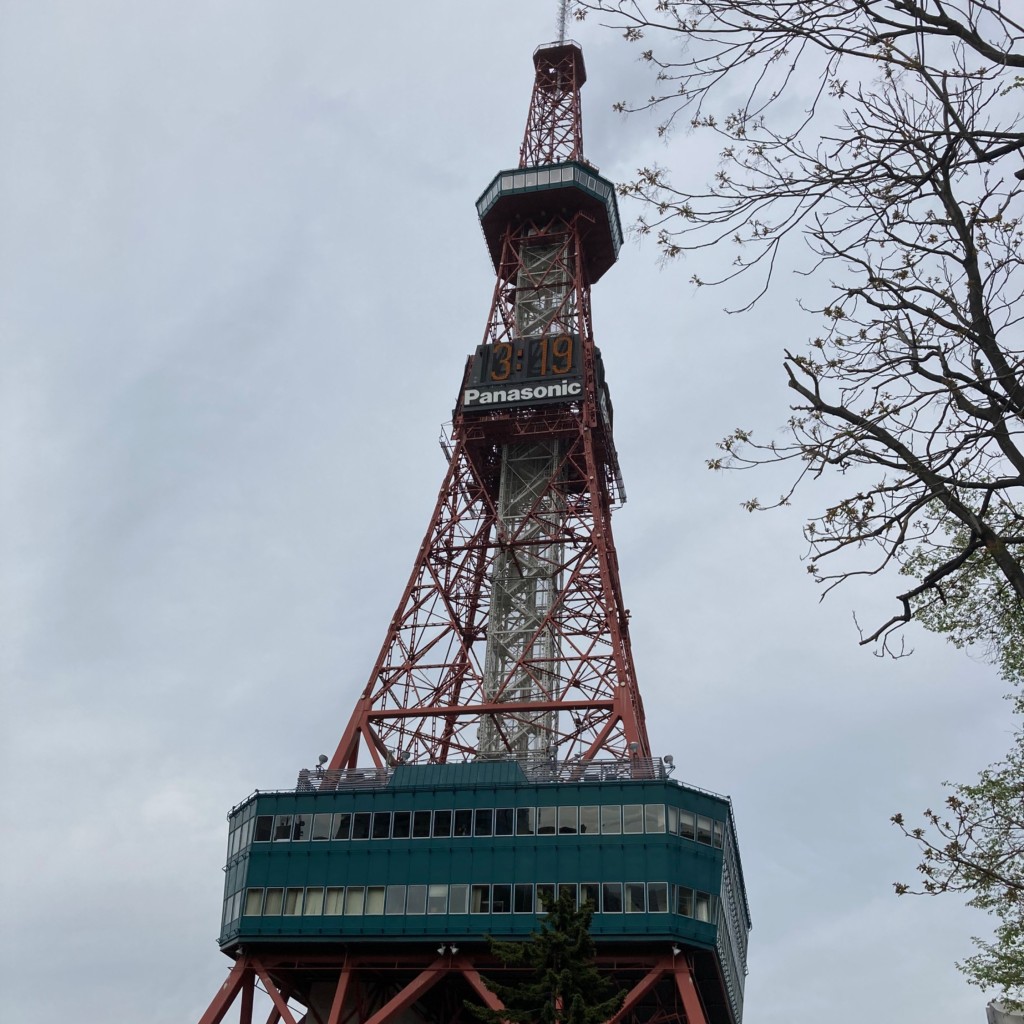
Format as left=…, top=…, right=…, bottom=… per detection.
left=224, top=881, right=716, bottom=927
left=229, top=803, right=725, bottom=857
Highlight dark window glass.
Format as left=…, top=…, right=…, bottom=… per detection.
left=557, top=883, right=578, bottom=907
left=513, top=883, right=534, bottom=913
left=351, top=812, right=371, bottom=840
left=696, top=815, right=713, bottom=845
left=291, top=813, right=310, bottom=841
left=372, top=812, right=392, bottom=839
left=453, top=809, right=473, bottom=837
left=580, top=883, right=600, bottom=909
left=273, top=815, right=293, bottom=841
left=677, top=886, right=693, bottom=917
left=392, top=811, right=411, bottom=839
left=474, top=808, right=493, bottom=837
left=333, top=812, right=352, bottom=840
left=494, top=808, right=514, bottom=835
left=648, top=882, right=669, bottom=913
left=470, top=884, right=491, bottom=913
left=537, top=806, right=557, bottom=835
left=625, top=882, right=645, bottom=913
left=678, top=810, right=696, bottom=841
left=253, top=815, right=273, bottom=842
left=515, top=807, right=535, bottom=836
left=413, top=810, right=432, bottom=838
left=311, top=813, right=332, bottom=841
left=536, top=883, right=556, bottom=910
left=602, top=882, right=623, bottom=914
left=579, top=806, right=599, bottom=835
left=492, top=884, right=512, bottom=913
left=713, top=820, right=724, bottom=848
left=433, top=810, right=453, bottom=838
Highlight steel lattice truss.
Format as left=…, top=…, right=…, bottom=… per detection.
left=519, top=44, right=585, bottom=166
left=330, top=44, right=648, bottom=770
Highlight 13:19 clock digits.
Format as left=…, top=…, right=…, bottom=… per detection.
left=473, top=334, right=580, bottom=387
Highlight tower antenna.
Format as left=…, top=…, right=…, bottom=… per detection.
left=557, top=0, right=569, bottom=43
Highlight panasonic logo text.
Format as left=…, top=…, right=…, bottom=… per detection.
left=463, top=380, right=583, bottom=408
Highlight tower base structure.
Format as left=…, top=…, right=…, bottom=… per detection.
left=205, top=758, right=749, bottom=1024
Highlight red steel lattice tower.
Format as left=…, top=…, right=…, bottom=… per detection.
left=333, top=41, right=649, bottom=772
left=198, top=39, right=750, bottom=1024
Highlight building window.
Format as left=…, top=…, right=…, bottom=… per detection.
left=694, top=891, right=712, bottom=922
left=244, top=889, right=264, bottom=916
left=696, top=815, right=713, bottom=845
left=449, top=884, right=469, bottom=914
left=333, top=812, right=352, bottom=840
left=713, top=820, right=724, bottom=848
left=513, top=883, right=534, bottom=913
left=601, top=805, right=622, bottom=835
left=305, top=887, right=325, bottom=915
left=579, top=806, right=599, bottom=834
left=311, top=813, right=332, bottom=841
left=413, top=810, right=432, bottom=838
left=557, top=883, right=578, bottom=907
left=666, top=805, right=679, bottom=835
left=516, top=807, right=536, bottom=836
left=470, top=885, right=491, bottom=914
left=453, top=809, right=473, bottom=837
left=622, top=804, right=644, bottom=834
left=648, top=882, right=669, bottom=913
left=625, top=883, right=646, bottom=913
left=677, top=886, right=693, bottom=917
left=291, top=814, right=310, bottom=841
left=325, top=887, right=344, bottom=915
left=432, top=810, right=453, bottom=838
left=365, top=886, right=385, bottom=915
left=264, top=888, right=283, bottom=915
left=372, top=812, right=392, bottom=839
left=253, top=815, right=273, bottom=842
left=580, top=882, right=600, bottom=909
left=344, top=887, right=365, bottom=916
left=273, top=815, right=293, bottom=841
left=495, top=808, right=514, bottom=835
left=283, top=888, right=304, bottom=916
left=601, top=883, right=622, bottom=914
left=644, top=804, right=666, bottom=833
left=536, top=883, right=556, bottom=909
left=392, top=810, right=411, bottom=839
left=351, top=812, right=371, bottom=840
left=537, top=806, right=557, bottom=835
left=427, top=884, right=448, bottom=914
left=474, top=808, right=494, bottom=837
left=558, top=806, right=578, bottom=834
left=492, top=884, right=512, bottom=913
left=407, top=884, right=427, bottom=915
left=678, top=810, right=696, bottom=841
left=385, top=885, right=406, bottom=915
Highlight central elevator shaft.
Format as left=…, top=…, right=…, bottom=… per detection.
left=478, top=235, right=574, bottom=757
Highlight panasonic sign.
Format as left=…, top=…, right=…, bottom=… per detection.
left=462, top=378, right=583, bottom=411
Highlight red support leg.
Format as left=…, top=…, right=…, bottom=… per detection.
left=607, top=955, right=671, bottom=1024
left=672, top=959, right=709, bottom=1024
left=327, top=960, right=353, bottom=1024
left=254, top=963, right=300, bottom=1024
left=198, top=960, right=251, bottom=1024
left=362, top=959, right=450, bottom=1024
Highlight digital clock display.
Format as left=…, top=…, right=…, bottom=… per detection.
left=462, top=334, right=584, bottom=413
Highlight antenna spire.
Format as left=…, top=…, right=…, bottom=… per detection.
left=557, top=0, right=569, bottom=43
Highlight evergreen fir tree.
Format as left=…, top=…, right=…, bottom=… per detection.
left=467, top=889, right=624, bottom=1024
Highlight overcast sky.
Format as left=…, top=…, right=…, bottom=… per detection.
left=0, top=2, right=1011, bottom=1022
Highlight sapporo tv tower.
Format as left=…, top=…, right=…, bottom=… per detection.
left=199, top=34, right=750, bottom=1024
